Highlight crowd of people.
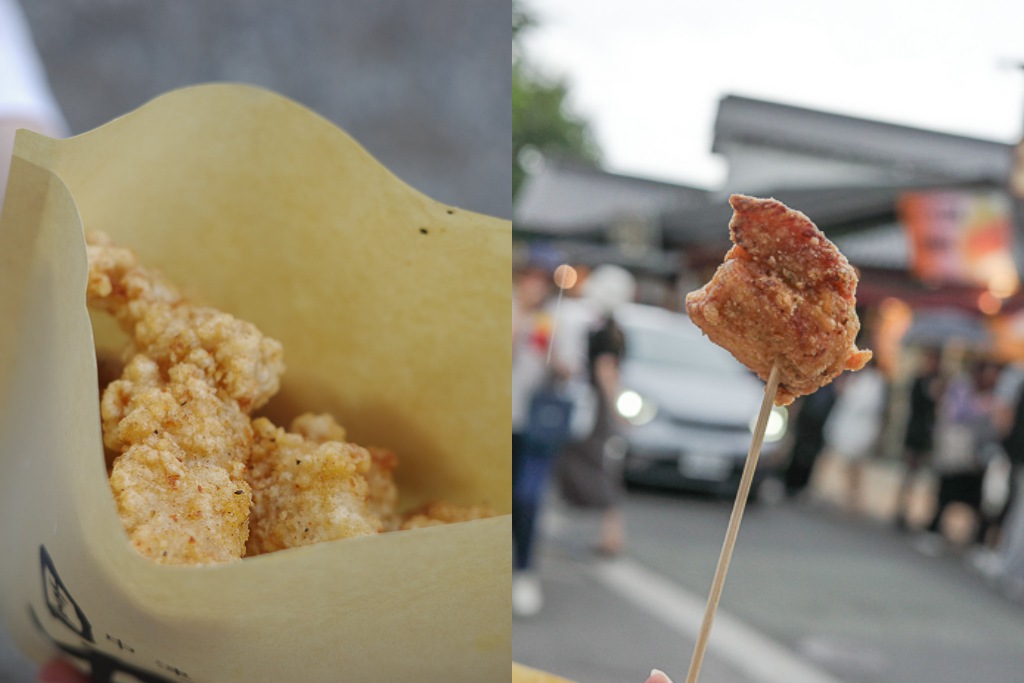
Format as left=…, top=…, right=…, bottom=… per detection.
left=512, top=247, right=637, bottom=617
left=781, top=340, right=1024, bottom=595
left=514, top=247, right=1024, bottom=622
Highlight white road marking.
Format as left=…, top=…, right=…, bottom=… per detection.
left=590, top=557, right=845, bottom=683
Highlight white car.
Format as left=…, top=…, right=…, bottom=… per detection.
left=613, top=304, right=787, bottom=498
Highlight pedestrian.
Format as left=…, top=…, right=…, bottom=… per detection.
left=968, top=361, right=1024, bottom=584
left=782, top=382, right=837, bottom=499
left=821, top=358, right=886, bottom=516
left=555, top=264, right=635, bottom=557
left=915, top=358, right=1001, bottom=556
left=547, top=264, right=600, bottom=443
left=512, top=247, right=566, bottom=617
left=893, top=347, right=943, bottom=531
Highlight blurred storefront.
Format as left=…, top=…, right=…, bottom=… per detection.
left=514, top=93, right=1024, bottom=364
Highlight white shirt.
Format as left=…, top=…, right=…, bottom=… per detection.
left=512, top=295, right=551, bottom=433
left=824, top=367, right=886, bottom=460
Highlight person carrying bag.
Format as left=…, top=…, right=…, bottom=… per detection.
left=512, top=249, right=569, bottom=617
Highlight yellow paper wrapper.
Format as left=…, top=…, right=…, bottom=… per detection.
left=0, top=83, right=510, bottom=682
left=512, top=662, right=580, bottom=683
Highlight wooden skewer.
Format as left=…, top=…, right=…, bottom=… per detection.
left=684, top=362, right=782, bottom=683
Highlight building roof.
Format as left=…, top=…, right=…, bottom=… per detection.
left=713, top=95, right=1014, bottom=185
left=660, top=181, right=996, bottom=249
left=514, top=95, right=1018, bottom=301
left=513, top=160, right=710, bottom=238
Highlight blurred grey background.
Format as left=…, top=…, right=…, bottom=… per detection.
left=20, top=0, right=511, bottom=219
left=1, top=2, right=508, bottom=680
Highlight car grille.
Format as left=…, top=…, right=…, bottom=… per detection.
left=666, top=414, right=748, bottom=434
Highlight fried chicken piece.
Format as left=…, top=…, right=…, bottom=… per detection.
left=102, top=358, right=255, bottom=563
left=86, top=231, right=181, bottom=316
left=87, top=231, right=283, bottom=563
left=109, top=442, right=251, bottom=564
left=88, top=231, right=494, bottom=562
left=685, top=195, right=872, bottom=406
left=289, top=414, right=399, bottom=529
left=245, top=417, right=382, bottom=555
left=86, top=231, right=285, bottom=412
left=364, top=447, right=400, bottom=530
left=102, top=357, right=254, bottom=482
left=290, top=412, right=348, bottom=443
left=100, top=355, right=255, bottom=564
left=399, top=500, right=498, bottom=530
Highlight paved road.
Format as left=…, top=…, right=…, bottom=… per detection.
left=514, top=483, right=1024, bottom=683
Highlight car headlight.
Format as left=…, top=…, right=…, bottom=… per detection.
left=616, top=389, right=658, bottom=426
left=751, top=405, right=788, bottom=443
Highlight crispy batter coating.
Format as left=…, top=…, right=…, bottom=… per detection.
left=86, top=231, right=284, bottom=412
left=86, top=231, right=181, bottom=315
left=290, top=412, right=348, bottom=443
left=99, top=354, right=256, bottom=564
left=88, top=230, right=283, bottom=564
left=101, top=357, right=253, bottom=481
left=245, top=417, right=382, bottom=555
left=88, top=232, right=495, bottom=564
left=685, top=195, right=872, bottom=405
left=103, top=357, right=254, bottom=564
left=399, top=500, right=498, bottom=530
left=364, top=447, right=400, bottom=530
left=289, top=413, right=400, bottom=531
left=109, top=443, right=251, bottom=564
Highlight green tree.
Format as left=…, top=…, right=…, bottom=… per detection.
left=512, top=1, right=601, bottom=199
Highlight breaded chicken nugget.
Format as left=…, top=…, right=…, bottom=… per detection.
left=399, top=500, right=498, bottom=530
left=109, top=442, right=251, bottom=564
left=101, top=357, right=253, bottom=482
left=246, top=417, right=382, bottom=555
left=86, top=231, right=284, bottom=411
left=685, top=195, right=872, bottom=405
left=99, top=355, right=256, bottom=564
left=87, top=231, right=283, bottom=563
left=289, top=413, right=399, bottom=529
left=290, top=412, right=348, bottom=442
left=364, top=447, right=400, bottom=530
left=88, top=231, right=494, bottom=564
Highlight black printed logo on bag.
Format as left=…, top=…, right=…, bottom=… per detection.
left=31, top=545, right=185, bottom=683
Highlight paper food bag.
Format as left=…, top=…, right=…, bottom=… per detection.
left=512, top=662, right=579, bottom=683
left=0, top=83, right=510, bottom=683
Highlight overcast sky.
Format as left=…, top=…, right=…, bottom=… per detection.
left=522, top=0, right=1024, bottom=189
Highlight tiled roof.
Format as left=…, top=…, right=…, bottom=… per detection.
left=514, top=160, right=710, bottom=236
left=714, top=95, right=1013, bottom=184
left=659, top=181, right=992, bottom=248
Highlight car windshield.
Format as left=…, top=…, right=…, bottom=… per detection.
left=623, top=322, right=743, bottom=375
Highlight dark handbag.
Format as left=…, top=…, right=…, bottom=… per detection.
left=525, top=385, right=574, bottom=448
left=1003, top=383, right=1024, bottom=466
